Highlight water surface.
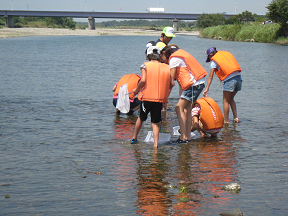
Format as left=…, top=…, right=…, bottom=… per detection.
left=0, top=35, right=288, bottom=215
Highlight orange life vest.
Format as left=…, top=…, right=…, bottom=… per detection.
left=195, top=97, right=224, bottom=130
left=114, top=74, right=141, bottom=100
left=169, top=49, right=207, bottom=90
left=211, top=51, right=241, bottom=81
left=138, top=61, right=170, bottom=103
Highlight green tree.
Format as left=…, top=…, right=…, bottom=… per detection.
left=255, top=15, right=267, bottom=23
left=238, top=10, right=257, bottom=23
left=45, top=17, right=75, bottom=28
left=266, top=0, right=288, bottom=36
left=197, top=13, right=225, bottom=28
left=225, top=16, right=240, bottom=25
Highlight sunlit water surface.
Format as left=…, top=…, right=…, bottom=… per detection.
left=0, top=35, right=288, bottom=215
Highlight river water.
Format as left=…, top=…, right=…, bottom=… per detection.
left=0, top=34, right=288, bottom=215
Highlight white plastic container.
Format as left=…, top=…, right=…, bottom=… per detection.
left=173, top=126, right=195, bottom=137
left=144, top=131, right=171, bottom=143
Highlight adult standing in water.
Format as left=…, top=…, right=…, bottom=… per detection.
left=203, top=47, right=242, bottom=124
left=161, top=45, right=207, bottom=143
left=153, top=26, right=176, bottom=49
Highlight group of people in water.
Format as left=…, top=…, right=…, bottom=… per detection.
left=112, top=26, right=242, bottom=148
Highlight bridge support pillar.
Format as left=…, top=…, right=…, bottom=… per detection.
left=5, top=15, right=14, bottom=28
left=88, top=17, right=95, bottom=30
left=173, top=19, right=179, bottom=32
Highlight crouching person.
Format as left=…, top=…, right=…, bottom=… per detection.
left=131, top=46, right=171, bottom=148
left=191, top=97, right=224, bottom=138
left=112, top=74, right=141, bottom=114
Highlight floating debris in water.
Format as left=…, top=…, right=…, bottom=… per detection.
left=222, top=183, right=241, bottom=192
left=163, top=184, right=175, bottom=188
left=87, top=171, right=102, bottom=175
left=82, top=175, right=87, bottom=178
left=5, top=195, right=12, bottom=198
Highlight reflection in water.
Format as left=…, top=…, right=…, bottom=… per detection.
left=177, top=123, right=243, bottom=215
left=112, top=114, right=138, bottom=140
left=134, top=148, right=172, bottom=215
left=131, top=123, right=243, bottom=215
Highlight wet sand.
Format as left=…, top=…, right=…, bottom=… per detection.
left=0, top=27, right=200, bottom=38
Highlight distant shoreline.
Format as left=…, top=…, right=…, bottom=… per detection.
left=0, top=27, right=200, bottom=38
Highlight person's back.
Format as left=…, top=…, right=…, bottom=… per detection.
left=112, top=74, right=141, bottom=114
left=131, top=46, right=171, bottom=148
left=191, top=97, right=224, bottom=137
left=138, top=61, right=170, bottom=104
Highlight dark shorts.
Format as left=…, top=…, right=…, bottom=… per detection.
left=113, top=98, right=141, bottom=110
left=139, top=101, right=163, bottom=123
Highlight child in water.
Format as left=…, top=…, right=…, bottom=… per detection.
left=191, top=97, right=224, bottom=138
left=131, top=46, right=171, bottom=148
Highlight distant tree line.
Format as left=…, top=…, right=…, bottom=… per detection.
left=0, top=16, right=76, bottom=29
left=196, top=10, right=260, bottom=28
left=1, top=0, right=287, bottom=38
left=94, top=19, right=197, bottom=31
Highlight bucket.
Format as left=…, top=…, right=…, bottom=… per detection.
left=144, top=131, right=171, bottom=143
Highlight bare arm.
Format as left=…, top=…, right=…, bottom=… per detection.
left=170, top=67, right=177, bottom=90
left=191, top=115, right=208, bottom=138
left=112, top=84, right=117, bottom=92
left=203, top=68, right=216, bottom=97
left=133, top=68, right=146, bottom=94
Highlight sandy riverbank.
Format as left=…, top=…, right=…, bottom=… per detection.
left=0, top=27, right=200, bottom=38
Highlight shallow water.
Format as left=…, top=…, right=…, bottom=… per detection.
left=0, top=35, right=288, bottom=215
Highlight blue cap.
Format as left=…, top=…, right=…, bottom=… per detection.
left=206, top=47, right=216, bottom=62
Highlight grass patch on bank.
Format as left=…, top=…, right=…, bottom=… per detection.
left=200, top=23, right=281, bottom=43
left=276, top=37, right=288, bottom=45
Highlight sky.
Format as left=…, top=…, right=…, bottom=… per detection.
left=2, top=0, right=273, bottom=22
left=2, top=0, right=273, bottom=14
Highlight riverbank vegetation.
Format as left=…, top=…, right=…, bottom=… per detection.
left=198, top=0, right=288, bottom=44
left=200, top=23, right=281, bottom=43
left=0, top=17, right=76, bottom=29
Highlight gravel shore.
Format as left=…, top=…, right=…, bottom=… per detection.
left=0, top=27, right=200, bottom=38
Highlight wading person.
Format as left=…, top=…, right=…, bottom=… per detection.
left=112, top=74, right=141, bottom=114
left=154, top=26, right=176, bottom=49
left=161, top=45, right=207, bottom=143
left=203, top=47, right=242, bottom=124
left=191, top=97, right=224, bottom=138
left=131, top=46, right=171, bottom=148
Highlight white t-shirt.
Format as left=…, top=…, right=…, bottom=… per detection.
left=170, top=57, right=205, bottom=86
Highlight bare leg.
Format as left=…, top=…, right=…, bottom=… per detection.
left=184, top=103, right=192, bottom=140
left=132, top=117, right=143, bottom=140
left=151, top=122, right=160, bottom=148
left=223, top=91, right=238, bottom=123
left=175, top=98, right=191, bottom=141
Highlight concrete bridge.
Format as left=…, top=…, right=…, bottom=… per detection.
left=0, top=10, right=235, bottom=30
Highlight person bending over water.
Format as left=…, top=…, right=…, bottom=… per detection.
left=203, top=47, right=242, bottom=124
left=160, top=45, right=207, bottom=143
